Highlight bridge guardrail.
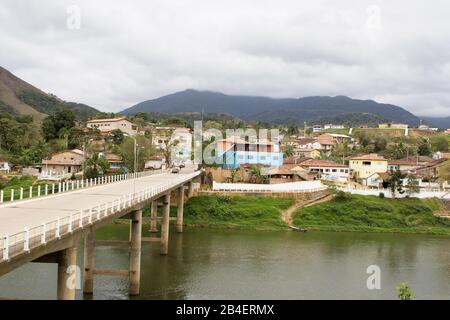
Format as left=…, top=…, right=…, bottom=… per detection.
left=1, top=171, right=201, bottom=263
left=0, top=169, right=164, bottom=206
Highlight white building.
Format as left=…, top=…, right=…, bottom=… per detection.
left=87, top=117, right=138, bottom=136
left=171, top=128, right=192, bottom=161
left=0, top=161, right=11, bottom=173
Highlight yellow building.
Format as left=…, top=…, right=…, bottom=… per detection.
left=349, top=154, right=388, bottom=180
left=378, top=123, right=409, bottom=130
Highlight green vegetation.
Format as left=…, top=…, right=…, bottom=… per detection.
left=0, top=176, right=52, bottom=201
left=396, top=283, right=415, bottom=300
left=18, top=90, right=99, bottom=120
left=293, top=194, right=450, bottom=235
left=182, top=195, right=294, bottom=230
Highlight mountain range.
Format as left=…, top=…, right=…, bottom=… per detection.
left=1, top=66, right=448, bottom=128
left=123, top=89, right=447, bottom=128
left=0, top=66, right=100, bottom=122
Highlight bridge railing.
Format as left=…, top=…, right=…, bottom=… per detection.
left=0, top=169, right=164, bottom=206
left=0, top=171, right=200, bottom=263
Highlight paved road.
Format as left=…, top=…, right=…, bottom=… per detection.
left=0, top=168, right=196, bottom=237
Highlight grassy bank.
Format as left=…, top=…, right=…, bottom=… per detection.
left=293, top=194, right=450, bottom=235
left=183, top=195, right=294, bottom=230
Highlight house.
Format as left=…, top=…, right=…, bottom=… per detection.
left=433, top=152, right=450, bottom=160
left=418, top=124, right=439, bottom=132
left=145, top=156, right=166, bottom=170
left=295, top=138, right=322, bottom=150
left=318, top=133, right=352, bottom=144
left=264, top=164, right=316, bottom=183
left=284, top=156, right=312, bottom=165
left=216, top=137, right=283, bottom=169
left=295, top=159, right=350, bottom=182
left=87, top=117, right=138, bottom=136
left=41, top=149, right=84, bottom=178
left=104, top=154, right=124, bottom=171
left=312, top=125, right=323, bottom=133
left=378, top=123, right=409, bottom=130
left=324, top=124, right=345, bottom=130
left=171, top=128, right=192, bottom=161
left=348, top=154, right=388, bottom=182
left=416, top=158, right=448, bottom=180
left=445, top=129, right=450, bottom=135
left=294, top=148, right=321, bottom=159
left=365, top=172, right=391, bottom=188
left=387, top=159, right=421, bottom=173
left=0, top=161, right=11, bottom=173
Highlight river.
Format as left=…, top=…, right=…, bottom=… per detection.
left=0, top=225, right=449, bottom=300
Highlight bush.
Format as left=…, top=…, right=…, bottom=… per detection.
left=379, top=192, right=385, bottom=198
left=335, top=190, right=351, bottom=201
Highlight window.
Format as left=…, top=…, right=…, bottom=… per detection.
left=248, top=155, right=254, bottom=160
left=238, top=155, right=244, bottom=160
left=260, top=156, right=266, bottom=160
left=332, top=169, right=337, bottom=172
left=273, top=156, right=279, bottom=160
left=363, top=161, right=371, bottom=166
left=325, top=169, right=330, bottom=172
left=340, top=169, right=344, bottom=173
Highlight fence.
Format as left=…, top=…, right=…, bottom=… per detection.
left=336, top=186, right=450, bottom=199
left=212, top=180, right=326, bottom=193
left=0, top=171, right=201, bottom=263
left=0, top=170, right=164, bottom=205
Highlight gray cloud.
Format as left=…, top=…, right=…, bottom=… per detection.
left=0, top=0, right=449, bottom=116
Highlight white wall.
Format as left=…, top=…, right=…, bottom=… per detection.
left=213, top=180, right=326, bottom=192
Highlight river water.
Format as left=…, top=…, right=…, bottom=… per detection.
left=0, top=225, right=449, bottom=300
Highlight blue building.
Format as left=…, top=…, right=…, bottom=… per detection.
left=216, top=137, right=283, bottom=169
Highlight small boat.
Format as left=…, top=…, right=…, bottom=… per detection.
left=290, top=225, right=307, bottom=232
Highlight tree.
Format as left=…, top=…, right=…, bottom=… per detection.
left=162, top=139, right=180, bottom=167
left=108, top=129, right=124, bottom=145
left=389, top=170, right=406, bottom=198
left=84, top=153, right=109, bottom=179
left=430, top=136, right=449, bottom=152
left=283, top=145, right=295, bottom=158
left=42, top=109, right=76, bottom=141
left=418, top=138, right=431, bottom=156
left=406, top=175, right=420, bottom=196
left=374, top=136, right=387, bottom=152
left=396, top=282, right=414, bottom=300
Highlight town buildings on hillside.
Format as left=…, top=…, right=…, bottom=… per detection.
left=87, top=117, right=138, bottom=136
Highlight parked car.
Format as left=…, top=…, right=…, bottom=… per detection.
left=171, top=166, right=180, bottom=174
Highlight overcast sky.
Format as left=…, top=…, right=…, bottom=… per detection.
left=1, top=0, right=449, bottom=116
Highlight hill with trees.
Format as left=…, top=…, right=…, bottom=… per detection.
left=122, top=89, right=421, bottom=126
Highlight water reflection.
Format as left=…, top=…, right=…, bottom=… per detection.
left=0, top=226, right=449, bottom=300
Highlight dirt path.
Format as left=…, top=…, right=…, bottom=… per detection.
left=281, top=193, right=335, bottom=227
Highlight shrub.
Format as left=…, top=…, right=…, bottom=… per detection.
left=379, top=192, right=385, bottom=198
left=335, top=190, right=351, bottom=201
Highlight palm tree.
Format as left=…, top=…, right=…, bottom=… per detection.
left=84, top=153, right=109, bottom=179
left=250, top=166, right=263, bottom=184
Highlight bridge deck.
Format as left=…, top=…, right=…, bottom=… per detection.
left=0, top=169, right=199, bottom=254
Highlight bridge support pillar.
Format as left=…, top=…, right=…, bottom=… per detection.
left=176, top=186, right=184, bottom=233
left=160, top=194, right=171, bottom=255
left=57, top=246, right=77, bottom=300
left=188, top=181, right=194, bottom=198
left=129, top=209, right=142, bottom=296
left=83, top=228, right=95, bottom=294
left=149, top=200, right=158, bottom=233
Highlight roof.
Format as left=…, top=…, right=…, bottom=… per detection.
left=417, top=158, right=448, bottom=170
left=388, top=159, right=419, bottom=166
left=146, top=156, right=165, bottom=161
left=105, top=154, right=123, bottom=162
left=284, top=156, right=312, bottom=165
left=87, top=117, right=130, bottom=124
left=296, top=138, right=316, bottom=144
left=295, top=148, right=320, bottom=152
left=349, top=154, right=386, bottom=161
left=216, top=137, right=275, bottom=146
left=299, top=159, right=348, bottom=168
left=42, top=149, right=84, bottom=166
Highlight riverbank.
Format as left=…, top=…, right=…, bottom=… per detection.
left=182, top=195, right=294, bottom=230
left=293, top=193, right=450, bottom=235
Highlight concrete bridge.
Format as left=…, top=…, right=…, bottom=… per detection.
left=0, top=168, right=202, bottom=299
